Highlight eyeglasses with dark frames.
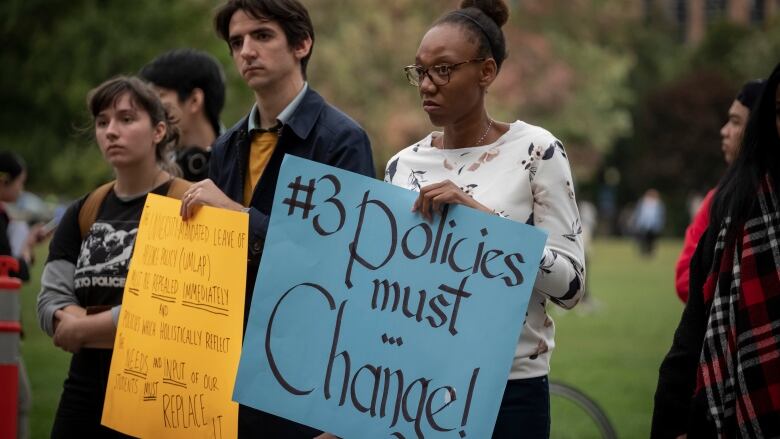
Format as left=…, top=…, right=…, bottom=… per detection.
left=403, top=58, right=486, bottom=87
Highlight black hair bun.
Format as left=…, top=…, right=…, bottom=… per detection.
left=459, top=0, right=510, bottom=27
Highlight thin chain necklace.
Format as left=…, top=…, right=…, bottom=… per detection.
left=441, top=118, right=494, bottom=149
left=475, top=118, right=494, bottom=146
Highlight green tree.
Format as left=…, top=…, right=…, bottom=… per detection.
left=492, top=0, right=637, bottom=181
left=8, top=0, right=745, bottom=207
left=308, top=0, right=638, bottom=180
left=613, top=70, right=736, bottom=233
left=1, top=0, right=232, bottom=195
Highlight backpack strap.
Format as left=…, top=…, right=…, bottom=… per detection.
left=78, top=181, right=115, bottom=240
left=166, top=177, right=192, bottom=199
left=78, top=177, right=192, bottom=240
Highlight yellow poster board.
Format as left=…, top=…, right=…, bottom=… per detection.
left=102, top=194, right=247, bottom=439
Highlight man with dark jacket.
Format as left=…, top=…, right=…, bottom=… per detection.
left=179, top=0, right=374, bottom=437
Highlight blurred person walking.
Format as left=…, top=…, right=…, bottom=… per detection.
left=653, top=61, right=780, bottom=438
left=36, top=76, right=190, bottom=438
left=384, top=0, right=585, bottom=436
left=0, top=151, right=49, bottom=439
left=577, top=200, right=598, bottom=308
left=140, top=48, right=226, bottom=181
left=632, top=188, right=665, bottom=257
left=674, top=80, right=764, bottom=302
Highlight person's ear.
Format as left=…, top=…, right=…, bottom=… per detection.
left=292, top=35, right=313, bottom=62
left=187, top=88, right=205, bottom=114
left=153, top=121, right=167, bottom=145
left=479, top=58, right=498, bottom=88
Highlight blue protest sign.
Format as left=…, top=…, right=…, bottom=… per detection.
left=233, top=154, right=547, bottom=438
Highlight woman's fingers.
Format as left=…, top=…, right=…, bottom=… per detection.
left=180, top=187, right=201, bottom=220
left=432, top=192, right=454, bottom=216
left=180, top=179, right=241, bottom=220
left=420, top=191, right=433, bottom=222
left=412, top=193, right=421, bottom=213
left=180, top=190, right=192, bottom=218
left=415, top=180, right=464, bottom=222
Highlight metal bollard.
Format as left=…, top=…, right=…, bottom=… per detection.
left=0, top=256, right=21, bottom=439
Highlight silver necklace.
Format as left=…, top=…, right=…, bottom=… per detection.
left=441, top=118, right=494, bottom=149
left=475, top=118, right=494, bottom=146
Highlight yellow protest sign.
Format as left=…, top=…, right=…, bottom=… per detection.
left=102, top=193, right=247, bottom=439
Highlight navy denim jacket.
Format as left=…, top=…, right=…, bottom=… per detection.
left=209, top=87, right=375, bottom=270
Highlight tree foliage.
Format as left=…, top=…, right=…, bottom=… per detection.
left=600, top=12, right=780, bottom=234
left=2, top=0, right=641, bottom=196
left=309, top=0, right=638, bottom=180
left=507, top=0, right=637, bottom=153
left=611, top=70, right=736, bottom=232
left=3, top=0, right=777, bottom=226
left=1, top=0, right=231, bottom=195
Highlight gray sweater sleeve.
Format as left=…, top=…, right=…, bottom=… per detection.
left=37, top=259, right=78, bottom=337
left=36, top=259, right=122, bottom=336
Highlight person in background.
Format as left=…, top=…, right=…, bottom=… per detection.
left=140, top=48, right=226, bottom=181
left=673, top=79, right=765, bottom=302
left=178, top=0, right=375, bottom=436
left=577, top=200, right=597, bottom=306
left=653, top=61, right=780, bottom=438
left=632, top=188, right=665, bottom=257
left=385, top=0, right=585, bottom=436
left=36, top=76, right=189, bottom=438
left=0, top=151, right=48, bottom=439
left=0, top=152, right=48, bottom=281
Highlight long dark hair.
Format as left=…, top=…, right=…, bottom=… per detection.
left=710, top=61, right=780, bottom=238
left=87, top=76, right=180, bottom=175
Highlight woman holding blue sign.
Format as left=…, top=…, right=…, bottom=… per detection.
left=385, top=0, right=585, bottom=437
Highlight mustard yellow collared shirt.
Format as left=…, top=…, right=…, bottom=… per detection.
left=242, top=83, right=308, bottom=206
left=243, top=130, right=278, bottom=206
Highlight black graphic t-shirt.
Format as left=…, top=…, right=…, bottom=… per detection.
left=47, top=181, right=173, bottom=308
left=43, top=181, right=177, bottom=438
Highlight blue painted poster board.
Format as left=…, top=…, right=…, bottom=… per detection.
left=234, top=155, right=547, bottom=438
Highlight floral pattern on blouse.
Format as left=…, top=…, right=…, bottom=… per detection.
left=384, top=120, right=586, bottom=378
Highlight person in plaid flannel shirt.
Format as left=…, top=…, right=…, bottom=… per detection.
left=652, top=61, right=780, bottom=438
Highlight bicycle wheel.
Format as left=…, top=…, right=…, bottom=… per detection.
left=549, top=381, right=618, bottom=439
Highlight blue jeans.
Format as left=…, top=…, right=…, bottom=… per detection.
left=493, top=376, right=550, bottom=438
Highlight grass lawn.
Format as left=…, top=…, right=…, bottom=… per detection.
left=549, top=238, right=684, bottom=438
left=18, top=245, right=70, bottom=439
left=18, top=238, right=685, bottom=438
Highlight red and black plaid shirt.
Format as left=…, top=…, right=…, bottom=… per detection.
left=697, top=174, right=780, bottom=438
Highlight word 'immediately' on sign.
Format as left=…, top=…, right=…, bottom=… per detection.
left=103, top=193, right=247, bottom=439
left=234, top=155, right=547, bottom=438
